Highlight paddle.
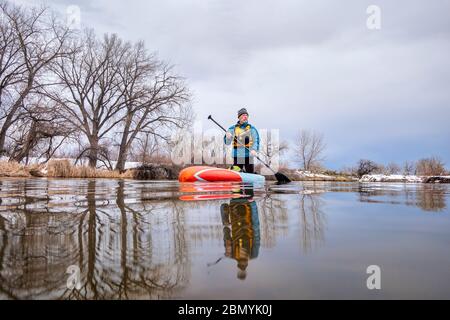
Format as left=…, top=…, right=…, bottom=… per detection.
left=208, top=115, right=291, bottom=184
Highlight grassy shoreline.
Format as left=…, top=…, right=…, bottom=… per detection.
left=0, top=160, right=357, bottom=181
left=0, top=160, right=133, bottom=179
left=0, top=160, right=180, bottom=180
left=0, top=160, right=448, bottom=183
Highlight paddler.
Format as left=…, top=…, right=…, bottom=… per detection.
left=223, top=108, right=260, bottom=173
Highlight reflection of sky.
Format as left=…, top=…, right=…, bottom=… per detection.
left=0, top=179, right=449, bottom=299
left=185, top=190, right=450, bottom=299
left=12, top=0, right=450, bottom=168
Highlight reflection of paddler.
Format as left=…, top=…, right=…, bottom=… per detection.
left=220, top=195, right=260, bottom=280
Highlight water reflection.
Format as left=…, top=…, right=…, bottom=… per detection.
left=62, top=180, right=190, bottom=299
left=0, top=179, right=191, bottom=299
left=219, top=188, right=260, bottom=280
left=358, top=184, right=448, bottom=212
left=298, top=193, right=326, bottom=253
left=0, top=179, right=448, bottom=299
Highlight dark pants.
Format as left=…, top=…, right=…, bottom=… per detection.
left=233, top=156, right=255, bottom=174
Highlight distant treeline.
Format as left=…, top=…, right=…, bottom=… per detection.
left=346, top=157, right=448, bottom=177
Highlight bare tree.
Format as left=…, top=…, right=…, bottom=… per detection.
left=45, top=31, right=131, bottom=167
left=7, top=96, right=74, bottom=163
left=0, top=2, right=73, bottom=155
left=385, top=162, right=400, bottom=175
left=356, top=159, right=380, bottom=177
left=260, top=138, right=289, bottom=168
left=416, top=156, right=446, bottom=176
left=295, top=130, right=326, bottom=171
left=114, top=42, right=191, bottom=171
left=45, top=30, right=191, bottom=169
left=402, top=160, right=416, bottom=175
left=130, top=132, right=172, bottom=165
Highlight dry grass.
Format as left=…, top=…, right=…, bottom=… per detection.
left=46, top=159, right=72, bottom=177
left=0, top=160, right=31, bottom=177
left=1, top=159, right=135, bottom=179
left=47, top=160, right=134, bottom=178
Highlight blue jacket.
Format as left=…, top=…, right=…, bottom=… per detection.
left=224, top=122, right=260, bottom=158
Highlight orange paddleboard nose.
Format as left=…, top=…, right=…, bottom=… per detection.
left=179, top=166, right=242, bottom=182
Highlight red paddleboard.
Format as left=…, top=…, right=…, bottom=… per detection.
left=179, top=166, right=242, bottom=183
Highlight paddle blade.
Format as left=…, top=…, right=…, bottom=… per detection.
left=275, top=172, right=291, bottom=184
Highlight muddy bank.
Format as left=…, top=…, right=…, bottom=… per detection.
left=423, top=176, right=450, bottom=183
left=131, top=164, right=181, bottom=180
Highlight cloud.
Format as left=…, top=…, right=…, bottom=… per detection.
left=18, top=0, right=450, bottom=168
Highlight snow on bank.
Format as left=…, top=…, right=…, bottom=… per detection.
left=293, top=170, right=355, bottom=181
left=295, top=172, right=445, bottom=183
left=359, top=174, right=423, bottom=183
left=295, top=171, right=335, bottom=179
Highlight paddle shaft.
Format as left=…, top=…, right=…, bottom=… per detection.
left=208, top=115, right=277, bottom=174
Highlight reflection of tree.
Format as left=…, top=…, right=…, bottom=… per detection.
left=358, top=185, right=402, bottom=205
left=258, top=195, right=289, bottom=248
left=0, top=179, right=190, bottom=299
left=358, top=184, right=447, bottom=212
left=416, top=185, right=447, bottom=212
left=258, top=189, right=327, bottom=254
left=0, top=179, right=80, bottom=299
left=299, top=194, right=326, bottom=253
left=62, top=180, right=190, bottom=299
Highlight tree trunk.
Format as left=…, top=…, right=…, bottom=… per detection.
left=0, top=126, right=8, bottom=156
left=12, top=121, right=38, bottom=163
left=0, top=81, right=33, bottom=155
left=115, top=150, right=128, bottom=172
left=0, top=105, right=20, bottom=155
left=115, top=115, right=132, bottom=172
left=88, top=137, right=99, bottom=168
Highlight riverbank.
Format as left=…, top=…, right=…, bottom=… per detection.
left=291, top=170, right=357, bottom=182
left=0, top=162, right=353, bottom=181
left=0, top=159, right=182, bottom=180
left=1, top=160, right=449, bottom=183
left=0, top=159, right=131, bottom=178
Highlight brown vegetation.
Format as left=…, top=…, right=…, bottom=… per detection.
left=0, top=159, right=182, bottom=180
left=416, top=157, right=446, bottom=176
left=0, top=160, right=30, bottom=177
left=46, top=160, right=134, bottom=178
left=0, top=160, right=134, bottom=179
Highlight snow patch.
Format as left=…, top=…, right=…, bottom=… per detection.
left=295, top=171, right=335, bottom=179
left=359, top=174, right=423, bottom=183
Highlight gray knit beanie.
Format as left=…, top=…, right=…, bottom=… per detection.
left=238, top=108, right=248, bottom=118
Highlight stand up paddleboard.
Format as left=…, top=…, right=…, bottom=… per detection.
left=179, top=166, right=265, bottom=184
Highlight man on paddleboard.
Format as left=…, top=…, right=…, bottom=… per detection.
left=223, top=108, right=260, bottom=173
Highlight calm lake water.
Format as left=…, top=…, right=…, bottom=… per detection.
left=0, top=178, right=449, bottom=299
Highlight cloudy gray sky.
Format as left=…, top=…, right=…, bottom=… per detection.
left=17, top=0, right=450, bottom=169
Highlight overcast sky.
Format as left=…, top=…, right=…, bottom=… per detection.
left=17, top=0, right=450, bottom=169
